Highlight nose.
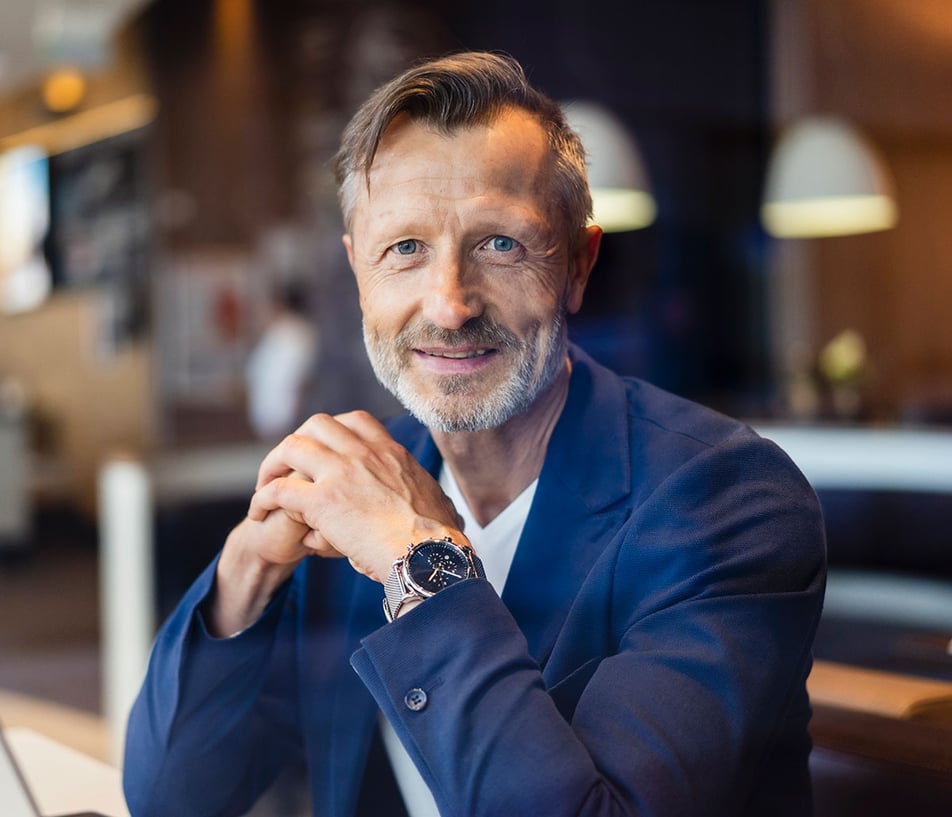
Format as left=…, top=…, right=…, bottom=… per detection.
left=421, top=260, right=483, bottom=330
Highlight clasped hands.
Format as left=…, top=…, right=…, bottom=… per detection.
left=246, top=410, right=464, bottom=584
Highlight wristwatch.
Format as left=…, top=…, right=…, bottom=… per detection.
left=383, top=535, right=486, bottom=622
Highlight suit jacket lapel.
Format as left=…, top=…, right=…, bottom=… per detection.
left=502, top=346, right=632, bottom=665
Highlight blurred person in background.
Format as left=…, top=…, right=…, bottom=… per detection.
left=124, top=51, right=826, bottom=817
left=245, top=279, right=319, bottom=440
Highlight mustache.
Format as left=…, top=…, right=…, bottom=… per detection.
left=394, top=317, right=521, bottom=350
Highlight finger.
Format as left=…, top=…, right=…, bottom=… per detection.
left=257, top=414, right=380, bottom=491
left=256, top=432, right=331, bottom=491
left=248, top=477, right=321, bottom=524
left=332, top=410, right=395, bottom=445
left=302, top=528, right=345, bottom=559
left=299, top=411, right=390, bottom=454
left=251, top=504, right=308, bottom=535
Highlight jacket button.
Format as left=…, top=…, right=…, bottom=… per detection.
left=404, top=688, right=428, bottom=711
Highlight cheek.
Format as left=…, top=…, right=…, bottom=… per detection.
left=492, top=300, right=559, bottom=342
left=357, top=277, right=416, bottom=336
left=494, top=272, right=564, bottom=322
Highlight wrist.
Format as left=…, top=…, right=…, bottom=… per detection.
left=382, top=534, right=485, bottom=622
left=207, top=522, right=300, bottom=637
left=394, top=597, right=424, bottom=619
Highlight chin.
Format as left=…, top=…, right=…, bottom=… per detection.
left=401, top=390, right=518, bottom=433
left=396, top=369, right=553, bottom=433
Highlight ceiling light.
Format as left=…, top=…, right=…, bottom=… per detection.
left=563, top=101, right=656, bottom=232
left=762, top=115, right=898, bottom=238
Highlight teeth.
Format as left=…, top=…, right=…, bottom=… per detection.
left=430, top=349, right=489, bottom=359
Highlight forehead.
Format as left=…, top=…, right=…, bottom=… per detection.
left=357, top=109, right=555, bottom=222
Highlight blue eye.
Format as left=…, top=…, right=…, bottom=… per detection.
left=395, top=239, right=418, bottom=255
left=489, top=236, right=515, bottom=252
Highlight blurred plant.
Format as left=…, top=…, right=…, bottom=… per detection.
left=816, top=329, right=869, bottom=419
left=818, top=329, right=868, bottom=384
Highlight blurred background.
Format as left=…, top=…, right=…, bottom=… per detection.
left=1, top=0, right=951, bottom=813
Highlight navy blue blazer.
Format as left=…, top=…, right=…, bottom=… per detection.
left=124, top=345, right=826, bottom=817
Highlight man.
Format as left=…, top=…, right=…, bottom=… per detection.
left=124, top=52, right=826, bottom=817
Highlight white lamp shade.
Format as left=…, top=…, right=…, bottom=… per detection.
left=562, top=101, right=656, bottom=232
left=762, top=115, right=898, bottom=238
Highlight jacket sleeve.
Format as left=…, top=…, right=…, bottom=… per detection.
left=122, top=556, right=302, bottom=817
left=350, top=432, right=826, bottom=817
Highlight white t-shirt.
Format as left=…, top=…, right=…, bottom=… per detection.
left=379, top=464, right=538, bottom=816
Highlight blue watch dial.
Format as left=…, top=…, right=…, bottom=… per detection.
left=406, top=539, right=471, bottom=593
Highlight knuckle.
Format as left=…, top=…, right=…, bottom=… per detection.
left=283, top=431, right=316, bottom=462
left=299, top=413, right=332, bottom=437
left=378, top=437, right=407, bottom=462
left=284, top=433, right=305, bottom=456
left=339, top=408, right=369, bottom=423
left=269, top=476, right=290, bottom=503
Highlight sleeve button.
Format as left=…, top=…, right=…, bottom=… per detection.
left=404, top=688, right=428, bottom=711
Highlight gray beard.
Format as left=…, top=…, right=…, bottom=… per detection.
left=363, top=312, right=567, bottom=432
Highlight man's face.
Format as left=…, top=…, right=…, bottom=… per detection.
left=342, top=107, right=597, bottom=432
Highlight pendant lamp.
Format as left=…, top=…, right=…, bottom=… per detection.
left=562, top=101, right=656, bottom=232
left=762, top=115, right=898, bottom=238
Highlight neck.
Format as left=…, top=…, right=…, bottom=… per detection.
left=431, top=357, right=571, bottom=526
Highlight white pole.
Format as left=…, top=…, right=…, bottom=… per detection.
left=97, top=456, right=155, bottom=766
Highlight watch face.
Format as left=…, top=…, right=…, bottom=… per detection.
left=405, top=539, right=471, bottom=595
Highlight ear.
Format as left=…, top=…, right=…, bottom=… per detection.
left=342, top=234, right=356, bottom=272
left=565, top=225, right=602, bottom=314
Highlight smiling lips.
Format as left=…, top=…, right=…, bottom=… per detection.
left=421, top=347, right=491, bottom=359
left=413, top=346, right=497, bottom=371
